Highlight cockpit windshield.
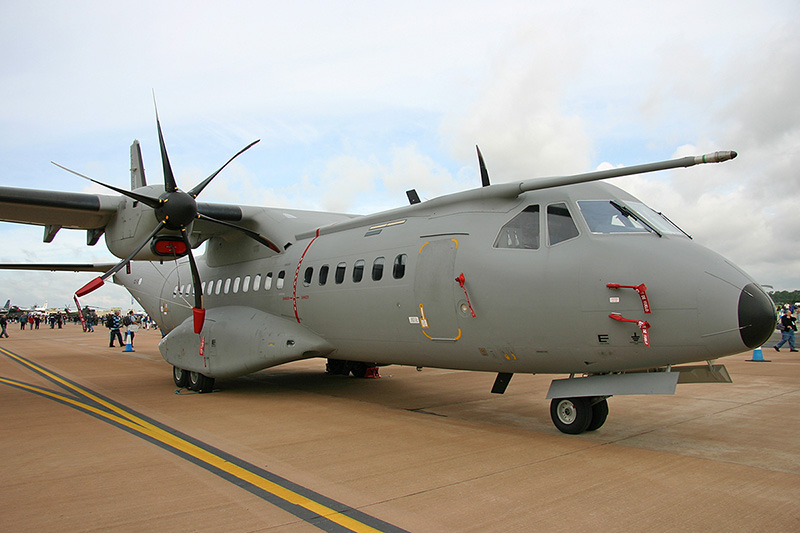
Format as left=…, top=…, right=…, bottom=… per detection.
left=577, top=200, right=688, bottom=237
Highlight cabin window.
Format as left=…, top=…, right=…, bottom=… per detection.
left=201, top=281, right=207, bottom=295
left=303, top=267, right=314, bottom=287
left=547, top=203, right=580, bottom=245
left=276, top=271, right=285, bottom=290
left=393, top=254, right=407, bottom=279
left=264, top=272, right=273, bottom=290
left=372, top=257, right=385, bottom=281
left=353, top=259, right=365, bottom=283
left=242, top=275, right=251, bottom=292
left=224, top=278, right=232, bottom=294
left=335, top=262, right=347, bottom=284
left=319, top=264, right=329, bottom=286
left=205, top=280, right=214, bottom=296
left=494, top=205, right=540, bottom=249
left=215, top=280, right=222, bottom=295
left=173, top=286, right=178, bottom=298
left=253, top=273, right=261, bottom=291
left=233, top=277, right=241, bottom=293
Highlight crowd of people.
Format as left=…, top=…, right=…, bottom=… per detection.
left=0, top=309, right=157, bottom=345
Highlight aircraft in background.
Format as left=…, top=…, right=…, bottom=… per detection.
left=0, top=109, right=775, bottom=434
left=0, top=300, right=49, bottom=315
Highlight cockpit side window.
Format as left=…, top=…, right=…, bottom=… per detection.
left=547, top=203, right=579, bottom=245
left=494, top=205, right=540, bottom=249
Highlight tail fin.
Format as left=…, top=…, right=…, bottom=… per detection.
left=2, top=299, right=9, bottom=310
left=130, top=140, right=147, bottom=189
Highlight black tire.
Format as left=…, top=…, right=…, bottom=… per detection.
left=173, top=366, right=188, bottom=388
left=586, top=399, right=609, bottom=432
left=326, top=358, right=349, bottom=375
left=188, top=371, right=215, bottom=393
left=550, top=397, right=593, bottom=434
left=349, top=361, right=368, bottom=378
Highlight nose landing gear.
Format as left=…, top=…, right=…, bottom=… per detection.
left=550, top=397, right=609, bottom=434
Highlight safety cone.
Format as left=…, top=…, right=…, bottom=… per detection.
left=747, top=346, right=769, bottom=362
left=122, top=331, right=135, bottom=352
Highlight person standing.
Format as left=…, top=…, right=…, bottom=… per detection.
left=122, top=310, right=138, bottom=348
left=108, top=310, right=123, bottom=347
left=0, top=314, right=8, bottom=338
left=774, top=309, right=798, bottom=352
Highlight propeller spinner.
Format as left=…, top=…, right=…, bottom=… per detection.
left=64, top=110, right=274, bottom=334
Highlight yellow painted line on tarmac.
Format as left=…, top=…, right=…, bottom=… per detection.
left=0, top=346, right=402, bottom=533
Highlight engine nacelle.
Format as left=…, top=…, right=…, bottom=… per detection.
left=158, top=306, right=335, bottom=378
left=104, top=186, right=163, bottom=261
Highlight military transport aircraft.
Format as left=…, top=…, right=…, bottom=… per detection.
left=0, top=111, right=776, bottom=434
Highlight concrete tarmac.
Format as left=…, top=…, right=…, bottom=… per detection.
left=1, top=325, right=798, bottom=532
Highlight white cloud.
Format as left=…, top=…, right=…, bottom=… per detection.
left=1, top=0, right=799, bottom=311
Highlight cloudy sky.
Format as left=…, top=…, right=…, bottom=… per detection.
left=0, top=0, right=798, bottom=312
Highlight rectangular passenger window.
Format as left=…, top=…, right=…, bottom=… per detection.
left=242, top=275, right=251, bottom=292
left=372, top=257, right=385, bottom=281
left=319, top=264, right=329, bottom=286
left=264, top=272, right=273, bottom=290
left=233, top=276, right=241, bottom=293
left=253, top=273, right=261, bottom=291
left=353, top=259, right=365, bottom=283
left=494, top=205, right=539, bottom=249
left=303, top=267, right=314, bottom=287
left=547, top=203, right=579, bottom=245
left=276, top=271, right=285, bottom=290
left=393, top=254, right=407, bottom=279
left=335, top=262, right=347, bottom=284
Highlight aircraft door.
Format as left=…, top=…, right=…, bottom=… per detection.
left=414, top=238, right=460, bottom=341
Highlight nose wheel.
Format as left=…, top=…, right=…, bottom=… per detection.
left=550, top=397, right=609, bottom=434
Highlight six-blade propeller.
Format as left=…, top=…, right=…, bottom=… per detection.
left=60, top=109, right=277, bottom=334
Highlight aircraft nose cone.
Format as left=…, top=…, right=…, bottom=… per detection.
left=738, top=283, right=775, bottom=349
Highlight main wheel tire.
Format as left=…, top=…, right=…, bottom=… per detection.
left=550, top=397, right=593, bottom=434
left=188, top=371, right=215, bottom=393
left=173, top=366, right=188, bottom=387
left=349, top=362, right=368, bottom=378
left=586, top=399, right=609, bottom=432
left=326, top=358, right=349, bottom=375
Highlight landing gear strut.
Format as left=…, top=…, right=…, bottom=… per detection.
left=549, top=397, right=609, bottom=434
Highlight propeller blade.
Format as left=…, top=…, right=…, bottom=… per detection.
left=181, top=231, right=203, bottom=310
left=75, top=221, right=166, bottom=297
left=188, top=139, right=260, bottom=198
left=156, top=114, right=178, bottom=193
left=181, top=230, right=206, bottom=334
left=198, top=213, right=282, bottom=253
left=476, top=145, right=490, bottom=187
left=50, top=162, right=160, bottom=208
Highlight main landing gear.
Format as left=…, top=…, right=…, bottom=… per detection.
left=173, top=366, right=215, bottom=393
left=325, top=358, right=380, bottom=378
left=549, top=397, right=609, bottom=434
